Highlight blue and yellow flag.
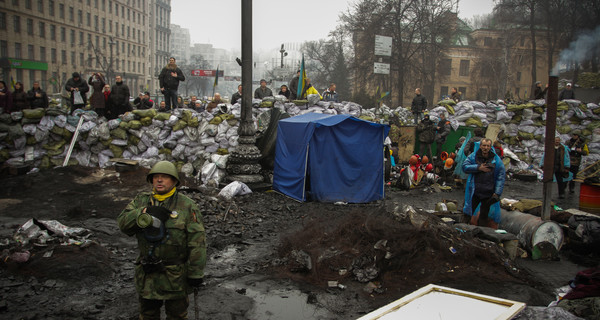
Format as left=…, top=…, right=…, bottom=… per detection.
left=10, top=76, right=16, bottom=90
left=297, top=54, right=306, bottom=99
left=214, top=65, right=219, bottom=87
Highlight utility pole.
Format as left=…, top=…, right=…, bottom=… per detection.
left=108, top=37, right=116, bottom=84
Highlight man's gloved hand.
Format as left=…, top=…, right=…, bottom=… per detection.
left=187, top=278, right=203, bottom=288
left=145, top=206, right=171, bottom=223
left=490, top=193, right=500, bottom=203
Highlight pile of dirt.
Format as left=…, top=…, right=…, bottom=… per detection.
left=274, top=208, right=536, bottom=300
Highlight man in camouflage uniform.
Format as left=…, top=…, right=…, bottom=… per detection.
left=118, top=161, right=206, bottom=320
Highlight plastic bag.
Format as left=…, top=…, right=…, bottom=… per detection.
left=218, top=181, right=252, bottom=200
left=73, top=91, right=84, bottom=105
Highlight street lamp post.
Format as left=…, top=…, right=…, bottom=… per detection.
left=107, top=37, right=116, bottom=84
left=279, top=44, right=287, bottom=68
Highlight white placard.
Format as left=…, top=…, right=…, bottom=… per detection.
left=375, top=35, right=393, bottom=56
left=374, top=62, right=390, bottom=75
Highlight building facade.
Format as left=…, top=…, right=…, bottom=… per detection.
left=0, top=0, right=153, bottom=95
left=148, top=0, right=170, bottom=94
left=169, top=23, right=189, bottom=64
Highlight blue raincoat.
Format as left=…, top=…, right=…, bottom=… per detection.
left=462, top=141, right=506, bottom=223
left=539, top=144, right=573, bottom=182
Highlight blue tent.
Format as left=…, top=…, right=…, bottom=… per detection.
left=273, top=113, right=390, bottom=203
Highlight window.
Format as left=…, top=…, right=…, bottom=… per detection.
left=109, top=19, right=112, bottom=32
left=70, top=29, right=75, bottom=44
left=484, top=37, right=492, bottom=47
left=60, top=27, right=65, bottom=41
left=78, top=10, right=82, bottom=25
left=37, top=0, right=44, bottom=13
left=94, top=0, right=98, bottom=8
left=69, top=7, right=74, bottom=22
left=108, top=0, right=112, bottom=13
left=40, top=46, right=46, bottom=62
left=49, top=0, right=55, bottom=16
left=459, top=87, right=467, bottom=99
left=39, top=22, right=45, bottom=38
left=25, top=0, right=32, bottom=9
left=28, top=44, right=34, bottom=59
left=14, top=42, right=21, bottom=58
left=459, top=60, right=470, bottom=77
left=440, top=86, right=448, bottom=98
left=80, top=53, right=84, bottom=66
left=12, top=0, right=19, bottom=6
left=0, top=12, right=6, bottom=30
left=102, top=0, right=105, bottom=11
left=87, top=54, right=91, bottom=67
left=114, top=4, right=118, bottom=16
left=61, top=50, right=66, bottom=64
left=439, top=58, right=451, bottom=76
left=51, top=48, right=57, bottom=63
left=95, top=35, right=99, bottom=47
left=102, top=18, right=105, bottom=31
left=50, top=24, right=55, bottom=40
left=94, top=15, right=98, bottom=30
left=59, top=4, right=64, bottom=19
left=516, top=71, right=522, bottom=81
left=86, top=12, right=90, bottom=27
left=0, top=40, right=7, bottom=58
left=29, top=70, right=36, bottom=87
left=102, top=37, right=106, bottom=48
left=71, top=51, right=75, bottom=66
left=26, top=18, right=33, bottom=35
left=13, top=15, right=20, bottom=33
left=79, top=31, right=83, bottom=45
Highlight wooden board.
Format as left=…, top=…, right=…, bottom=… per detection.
left=486, top=123, right=502, bottom=141
left=110, top=158, right=139, bottom=166
left=357, top=284, right=526, bottom=320
left=394, top=126, right=416, bottom=163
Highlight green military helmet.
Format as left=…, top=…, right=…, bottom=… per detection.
left=147, top=161, right=180, bottom=185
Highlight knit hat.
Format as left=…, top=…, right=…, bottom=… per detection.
left=72, top=72, right=80, bottom=78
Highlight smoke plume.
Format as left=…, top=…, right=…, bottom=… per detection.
left=551, top=25, right=600, bottom=76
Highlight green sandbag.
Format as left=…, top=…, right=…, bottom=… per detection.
left=209, top=116, right=223, bottom=125
left=226, top=119, right=238, bottom=127
left=8, top=124, right=26, bottom=139
left=22, top=108, right=46, bottom=119
left=293, top=100, right=308, bottom=106
left=100, top=138, right=113, bottom=146
left=26, top=135, right=37, bottom=145
left=359, top=116, right=375, bottom=121
left=154, top=112, right=171, bottom=121
left=187, top=117, right=199, bottom=127
left=217, top=148, right=229, bottom=155
left=593, top=108, right=600, bottom=115
left=533, top=106, right=545, bottom=114
left=47, top=147, right=65, bottom=156
left=119, top=121, right=130, bottom=129
left=0, top=149, right=9, bottom=162
left=587, top=122, right=600, bottom=130
left=437, top=99, right=456, bottom=106
left=43, top=139, right=66, bottom=151
left=129, top=120, right=143, bottom=129
left=39, top=156, right=51, bottom=169
left=557, top=125, right=572, bottom=134
left=51, top=157, right=77, bottom=166
left=109, top=144, right=123, bottom=158
left=465, top=117, right=483, bottom=127
left=583, top=129, right=592, bottom=136
left=129, top=135, right=140, bottom=146
left=512, top=199, right=542, bottom=212
left=133, top=109, right=157, bottom=118
left=50, top=126, right=64, bottom=136
left=173, top=120, right=188, bottom=131
left=159, top=148, right=172, bottom=155
left=181, top=109, right=193, bottom=123
left=0, top=113, right=12, bottom=124
left=221, top=114, right=235, bottom=121
left=444, top=104, right=455, bottom=115
left=111, top=127, right=128, bottom=140
left=259, top=101, right=274, bottom=108
left=518, top=131, right=534, bottom=140
left=140, top=117, right=153, bottom=126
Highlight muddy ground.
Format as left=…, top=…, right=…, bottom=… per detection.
left=0, top=165, right=595, bottom=319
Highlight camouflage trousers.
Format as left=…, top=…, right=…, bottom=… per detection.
left=139, top=296, right=189, bottom=320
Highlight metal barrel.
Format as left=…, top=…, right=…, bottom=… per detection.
left=499, top=209, right=564, bottom=251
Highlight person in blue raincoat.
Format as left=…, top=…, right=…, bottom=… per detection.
left=540, top=136, right=572, bottom=199
left=462, top=138, right=505, bottom=229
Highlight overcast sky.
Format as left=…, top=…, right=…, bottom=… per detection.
left=171, top=0, right=496, bottom=52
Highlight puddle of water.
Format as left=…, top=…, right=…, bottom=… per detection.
left=224, top=283, right=332, bottom=320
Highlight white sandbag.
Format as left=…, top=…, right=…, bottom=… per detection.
left=78, top=140, right=89, bottom=151
left=127, top=145, right=139, bottom=155
left=142, top=146, right=159, bottom=158
left=23, top=124, right=37, bottom=135
left=449, top=118, right=459, bottom=131
left=111, top=139, right=128, bottom=146
left=519, top=125, right=537, bottom=134
left=74, top=150, right=92, bottom=166
left=37, top=116, right=55, bottom=131
left=9, top=148, right=25, bottom=158
left=79, top=121, right=96, bottom=133
left=228, top=135, right=239, bottom=147
left=211, top=154, right=229, bottom=169
left=128, top=129, right=143, bottom=139
left=157, top=128, right=170, bottom=140
left=205, top=124, right=218, bottom=136
left=171, top=144, right=186, bottom=160
left=151, top=119, right=165, bottom=128
left=13, top=136, right=26, bottom=150
left=218, top=181, right=252, bottom=200
left=592, top=128, right=600, bottom=143
left=205, top=144, right=219, bottom=153
left=454, top=112, right=474, bottom=122
left=54, top=115, right=67, bottom=128
left=34, top=129, right=49, bottom=142
left=108, top=119, right=120, bottom=129
left=473, top=112, right=487, bottom=120
left=201, top=162, right=217, bottom=184
left=97, top=122, right=110, bottom=140
left=183, top=126, right=199, bottom=141
left=181, top=162, right=194, bottom=178
left=6, top=157, right=25, bottom=166
left=90, top=143, right=105, bottom=154
left=496, top=110, right=511, bottom=122
left=200, top=137, right=216, bottom=146
left=165, top=115, right=179, bottom=127
left=137, top=141, right=148, bottom=153
left=121, top=150, right=133, bottom=159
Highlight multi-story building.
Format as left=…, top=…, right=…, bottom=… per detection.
left=169, top=23, right=189, bottom=64
left=148, top=0, right=170, bottom=94
left=0, top=0, right=152, bottom=95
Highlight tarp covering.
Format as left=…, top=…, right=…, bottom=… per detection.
left=273, top=113, right=390, bottom=203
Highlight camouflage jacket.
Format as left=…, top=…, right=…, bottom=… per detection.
left=117, top=191, right=206, bottom=300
